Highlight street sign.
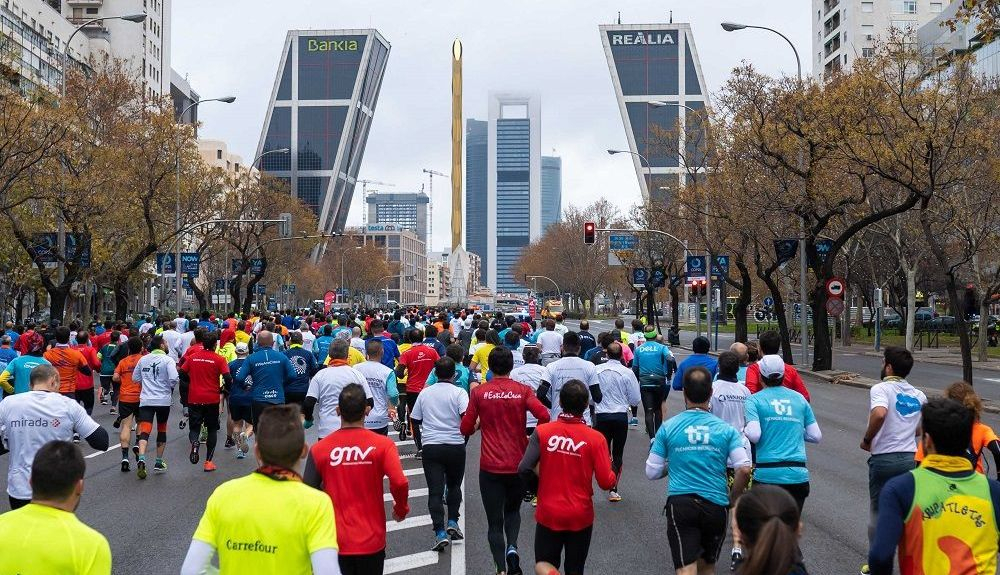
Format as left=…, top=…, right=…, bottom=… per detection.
left=180, top=252, right=200, bottom=276
left=763, top=296, right=775, bottom=308
left=631, top=268, right=649, bottom=289
left=256, top=284, right=266, bottom=295
left=711, top=255, right=730, bottom=276
left=774, top=239, right=797, bottom=266
left=233, top=258, right=264, bottom=275
left=826, top=277, right=845, bottom=298
left=156, top=253, right=176, bottom=274
left=686, top=255, right=707, bottom=277
left=754, top=309, right=767, bottom=322
left=813, top=239, right=834, bottom=264
left=609, top=234, right=638, bottom=250
left=826, top=297, right=846, bottom=317
left=670, top=275, right=684, bottom=288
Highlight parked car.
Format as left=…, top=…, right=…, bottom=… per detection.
left=928, top=315, right=956, bottom=331
left=882, top=310, right=902, bottom=328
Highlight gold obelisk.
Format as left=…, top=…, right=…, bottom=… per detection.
left=451, top=39, right=463, bottom=251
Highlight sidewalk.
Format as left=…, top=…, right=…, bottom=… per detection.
left=835, top=342, right=1000, bottom=372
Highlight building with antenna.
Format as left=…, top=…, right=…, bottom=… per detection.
left=365, top=191, right=429, bottom=245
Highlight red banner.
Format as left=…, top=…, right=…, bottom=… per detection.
left=323, top=290, right=335, bottom=315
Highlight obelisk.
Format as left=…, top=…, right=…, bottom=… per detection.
left=448, top=38, right=469, bottom=303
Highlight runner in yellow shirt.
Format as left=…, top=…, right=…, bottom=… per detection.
left=181, top=404, right=341, bottom=575
left=0, top=440, right=112, bottom=575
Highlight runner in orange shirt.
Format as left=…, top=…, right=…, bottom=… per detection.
left=112, top=337, right=145, bottom=473
left=916, top=381, right=1000, bottom=478
left=42, top=326, right=92, bottom=398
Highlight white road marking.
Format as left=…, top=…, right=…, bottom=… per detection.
left=85, top=443, right=122, bottom=459
left=403, top=467, right=425, bottom=476
left=984, top=378, right=1000, bottom=383
left=385, top=487, right=427, bottom=502
left=451, top=483, right=466, bottom=575
left=384, top=551, right=440, bottom=573
left=394, top=440, right=415, bottom=447
left=387, top=514, right=433, bottom=532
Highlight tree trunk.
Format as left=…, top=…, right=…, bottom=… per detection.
left=905, top=268, right=917, bottom=351
left=113, top=279, right=130, bottom=321
left=669, top=283, right=680, bottom=331
left=943, top=273, right=974, bottom=383
left=733, top=262, right=753, bottom=343
left=811, top=280, right=833, bottom=371
left=978, top=298, right=990, bottom=363
left=762, top=276, right=794, bottom=363
left=47, top=285, right=70, bottom=324
left=190, top=280, right=208, bottom=314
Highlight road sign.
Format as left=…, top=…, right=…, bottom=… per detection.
left=256, top=284, right=266, bottom=295
left=826, top=297, right=846, bottom=317
left=754, top=309, right=767, bottom=322
left=631, top=268, right=649, bottom=289
left=711, top=255, right=730, bottom=276
left=29, top=233, right=91, bottom=268
left=233, top=258, right=264, bottom=275
left=826, top=277, right=845, bottom=298
left=813, top=239, right=834, bottom=264
left=774, top=239, right=797, bottom=265
left=763, top=296, right=775, bottom=307
left=670, top=275, right=684, bottom=288
left=686, top=255, right=707, bottom=277
left=609, top=234, right=638, bottom=250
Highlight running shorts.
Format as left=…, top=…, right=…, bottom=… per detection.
left=664, top=494, right=728, bottom=569
left=229, top=402, right=252, bottom=423
left=188, top=403, right=221, bottom=432
left=118, top=402, right=140, bottom=421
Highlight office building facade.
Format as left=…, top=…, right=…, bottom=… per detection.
left=541, top=155, right=561, bottom=233
left=465, top=118, right=488, bottom=286
left=919, top=0, right=998, bottom=78
left=257, top=29, right=390, bottom=235
left=487, top=92, right=541, bottom=294
left=813, top=0, right=949, bottom=79
left=359, top=224, right=426, bottom=306
left=365, top=192, right=429, bottom=244
left=600, top=24, right=710, bottom=204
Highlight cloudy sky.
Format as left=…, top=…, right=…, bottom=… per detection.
left=172, top=0, right=809, bottom=250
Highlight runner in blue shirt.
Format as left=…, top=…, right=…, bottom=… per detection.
left=234, top=331, right=297, bottom=428
left=312, top=325, right=334, bottom=362
left=745, top=355, right=822, bottom=512
left=633, top=331, right=675, bottom=438
left=366, top=319, right=400, bottom=370
left=646, top=366, right=751, bottom=574
left=671, top=336, right=718, bottom=391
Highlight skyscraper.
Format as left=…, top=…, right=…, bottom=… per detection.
left=541, top=156, right=562, bottom=233
left=600, top=24, right=709, bottom=204
left=488, top=92, right=541, bottom=294
left=465, top=119, right=489, bottom=286
left=257, top=29, right=390, bottom=235
left=365, top=192, right=429, bottom=244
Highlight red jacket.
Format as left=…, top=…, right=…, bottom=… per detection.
left=531, top=414, right=616, bottom=531
left=460, top=377, right=550, bottom=474
left=308, top=428, right=409, bottom=555
left=744, top=360, right=811, bottom=401
left=72, top=344, right=100, bottom=390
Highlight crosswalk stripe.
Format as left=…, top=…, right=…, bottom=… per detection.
left=394, top=440, right=415, bottom=447
left=384, top=550, right=440, bottom=573
left=387, top=514, right=432, bottom=532
left=451, top=483, right=466, bottom=575
left=385, top=487, right=427, bottom=502
left=85, top=443, right=122, bottom=459
left=403, top=467, right=424, bottom=476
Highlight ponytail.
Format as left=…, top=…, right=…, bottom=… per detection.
left=735, top=485, right=802, bottom=575
left=739, top=516, right=798, bottom=575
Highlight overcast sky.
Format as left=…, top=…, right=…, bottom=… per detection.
left=172, top=0, right=809, bottom=250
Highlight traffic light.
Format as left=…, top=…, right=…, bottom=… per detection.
left=584, top=221, right=596, bottom=245
left=278, top=212, right=292, bottom=238
left=690, top=279, right=707, bottom=298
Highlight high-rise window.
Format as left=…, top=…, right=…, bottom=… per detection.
left=862, top=2, right=874, bottom=13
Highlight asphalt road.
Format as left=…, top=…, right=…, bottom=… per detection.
left=1, top=346, right=992, bottom=574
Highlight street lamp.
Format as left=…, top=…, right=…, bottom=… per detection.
left=607, top=149, right=653, bottom=198
left=175, top=96, right=236, bottom=313
left=722, top=20, right=808, bottom=366
left=252, top=148, right=290, bottom=169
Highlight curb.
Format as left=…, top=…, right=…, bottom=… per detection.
left=852, top=350, right=1000, bottom=373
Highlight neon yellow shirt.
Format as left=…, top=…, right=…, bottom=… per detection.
left=472, top=343, right=495, bottom=375
left=322, top=346, right=364, bottom=367
left=0, top=503, right=111, bottom=575
left=193, top=473, right=338, bottom=575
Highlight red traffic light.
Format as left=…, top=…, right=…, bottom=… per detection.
left=584, top=222, right=596, bottom=244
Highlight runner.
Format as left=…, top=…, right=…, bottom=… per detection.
left=0, top=332, right=49, bottom=395
left=304, top=384, right=410, bottom=575
left=96, top=331, right=125, bottom=409
left=745, top=355, right=822, bottom=512
left=593, top=342, right=640, bottom=502
left=915, top=381, right=1000, bottom=476
left=711, top=351, right=753, bottom=569
left=0, top=365, right=108, bottom=509
left=732, top=486, right=809, bottom=575
left=510, top=346, right=548, bottom=437
left=518, top=379, right=616, bottom=575
left=179, top=332, right=233, bottom=472
left=43, top=326, right=92, bottom=400
left=0, top=441, right=112, bottom=573
left=470, top=329, right=500, bottom=380
left=367, top=319, right=400, bottom=369
left=633, top=327, right=674, bottom=438
left=235, top=330, right=297, bottom=429
left=868, top=398, right=1000, bottom=575
left=411, top=357, right=469, bottom=552
left=71, top=331, right=100, bottom=416
left=131, top=334, right=179, bottom=479
left=181, top=405, right=342, bottom=575
left=111, top=337, right=145, bottom=472
left=535, top=320, right=562, bottom=366
left=226, top=342, right=254, bottom=459
left=284, top=331, right=318, bottom=407
left=395, top=330, right=440, bottom=457
left=304, top=340, right=372, bottom=438
left=426, top=344, right=472, bottom=392
left=670, top=336, right=717, bottom=392
left=745, top=330, right=811, bottom=401
left=0, top=335, right=17, bottom=376
left=537, top=332, right=597, bottom=423
left=461, top=347, right=550, bottom=575
left=353, top=339, right=399, bottom=435
left=646, top=366, right=752, bottom=575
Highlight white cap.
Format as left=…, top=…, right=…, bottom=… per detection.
left=759, top=355, right=786, bottom=380
left=235, top=342, right=249, bottom=354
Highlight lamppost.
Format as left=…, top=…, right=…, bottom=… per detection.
left=607, top=149, right=653, bottom=197
left=174, top=96, right=236, bottom=314
left=721, top=20, right=808, bottom=366
left=341, top=245, right=363, bottom=306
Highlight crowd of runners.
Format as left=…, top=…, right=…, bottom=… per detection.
left=0, top=307, right=997, bottom=574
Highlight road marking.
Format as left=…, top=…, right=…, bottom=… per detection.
left=403, top=467, right=425, bottom=476
left=85, top=443, right=122, bottom=459
left=385, top=551, right=440, bottom=573
left=451, top=483, right=465, bottom=575
left=385, top=487, right=427, bottom=502
left=984, top=378, right=1000, bottom=383
left=387, top=514, right=432, bottom=532
left=394, top=440, right=415, bottom=447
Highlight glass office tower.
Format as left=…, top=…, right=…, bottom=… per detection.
left=465, top=119, right=489, bottom=286
left=541, top=155, right=562, bottom=233
left=257, top=29, right=390, bottom=234
left=600, top=24, right=709, bottom=204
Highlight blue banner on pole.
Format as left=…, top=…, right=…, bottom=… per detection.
left=686, top=255, right=707, bottom=278
left=156, top=253, right=175, bottom=274
left=711, top=255, right=730, bottom=276
left=30, top=233, right=91, bottom=267
left=631, top=268, right=649, bottom=288
left=180, top=252, right=200, bottom=276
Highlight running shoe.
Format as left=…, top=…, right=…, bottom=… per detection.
left=414, top=449, right=422, bottom=460
left=392, top=418, right=405, bottom=433
left=224, top=436, right=235, bottom=449
left=199, top=425, right=208, bottom=443
left=731, top=548, right=744, bottom=573
left=136, top=460, right=147, bottom=480
left=236, top=449, right=246, bottom=459
left=99, top=392, right=108, bottom=405
left=237, top=431, right=249, bottom=453
left=431, top=531, right=450, bottom=552
left=120, top=458, right=130, bottom=472
left=204, top=461, right=217, bottom=472
left=132, top=444, right=140, bottom=460
left=506, top=546, right=522, bottom=575
left=109, top=406, right=117, bottom=415
left=112, top=417, right=121, bottom=429
left=72, top=433, right=80, bottom=443
left=154, top=460, right=167, bottom=473
left=608, top=490, right=622, bottom=502
left=189, top=441, right=200, bottom=464
left=446, top=520, right=464, bottom=541
left=629, top=416, right=639, bottom=427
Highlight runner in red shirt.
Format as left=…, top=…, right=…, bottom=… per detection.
left=179, top=332, right=232, bottom=472
left=519, top=379, right=616, bottom=575
left=744, top=331, right=810, bottom=401
left=460, top=346, right=550, bottom=575
left=304, top=383, right=410, bottom=575
left=71, top=331, right=101, bottom=415
left=395, top=329, right=440, bottom=454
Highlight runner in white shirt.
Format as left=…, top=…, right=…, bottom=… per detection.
left=535, top=320, right=563, bottom=366
left=298, top=322, right=316, bottom=352
left=353, top=340, right=399, bottom=435
left=349, top=327, right=366, bottom=356
left=0, top=364, right=108, bottom=508
left=303, top=340, right=372, bottom=437
left=160, top=321, right=184, bottom=362
left=511, top=346, right=548, bottom=435
left=538, top=332, right=597, bottom=423
left=710, top=351, right=751, bottom=435
left=132, top=334, right=180, bottom=478
left=593, top=342, right=641, bottom=502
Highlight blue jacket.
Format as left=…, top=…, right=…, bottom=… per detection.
left=671, top=353, right=719, bottom=391
left=235, top=348, right=296, bottom=404
left=422, top=337, right=447, bottom=358
left=633, top=341, right=673, bottom=380
left=227, top=358, right=252, bottom=406
left=312, top=335, right=333, bottom=362
left=284, top=345, right=318, bottom=394
left=367, top=335, right=400, bottom=369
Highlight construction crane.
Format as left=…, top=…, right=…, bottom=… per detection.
left=422, top=169, right=448, bottom=252
left=357, top=179, right=395, bottom=226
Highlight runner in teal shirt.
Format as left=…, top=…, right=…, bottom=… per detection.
left=2, top=354, right=51, bottom=394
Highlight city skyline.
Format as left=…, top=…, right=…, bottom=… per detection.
left=173, top=0, right=810, bottom=250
